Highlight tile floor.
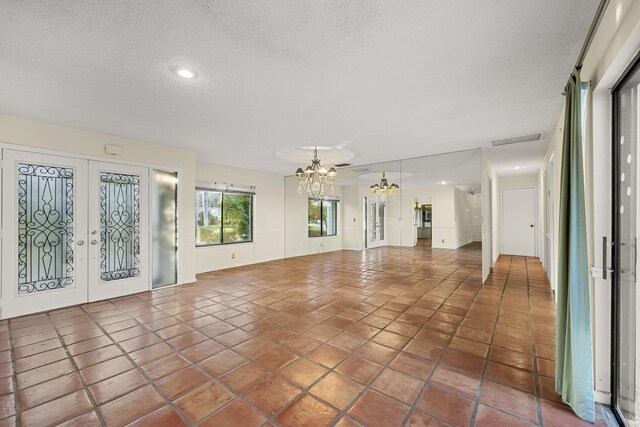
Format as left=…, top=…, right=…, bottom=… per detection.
left=0, top=242, right=617, bottom=426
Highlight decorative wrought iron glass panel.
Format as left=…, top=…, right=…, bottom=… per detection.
left=100, top=172, right=140, bottom=281
left=17, top=163, right=75, bottom=294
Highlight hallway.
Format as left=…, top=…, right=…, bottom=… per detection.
left=0, top=243, right=613, bottom=426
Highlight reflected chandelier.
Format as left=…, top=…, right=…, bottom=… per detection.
left=295, top=147, right=337, bottom=200
left=370, top=172, right=399, bottom=205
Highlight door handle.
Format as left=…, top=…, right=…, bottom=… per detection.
left=77, top=240, right=85, bottom=246
left=90, top=240, right=98, bottom=245
left=530, top=224, right=534, bottom=228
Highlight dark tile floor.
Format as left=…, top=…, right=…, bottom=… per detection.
left=0, top=242, right=616, bottom=426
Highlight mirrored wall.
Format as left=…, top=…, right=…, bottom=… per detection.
left=283, top=149, right=482, bottom=281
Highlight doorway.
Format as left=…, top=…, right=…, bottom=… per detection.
left=612, top=55, right=639, bottom=426
left=501, top=187, right=536, bottom=256
left=0, top=149, right=165, bottom=318
left=363, top=196, right=387, bottom=249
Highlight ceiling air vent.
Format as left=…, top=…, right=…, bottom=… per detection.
left=491, top=133, right=542, bottom=147
left=335, top=163, right=351, bottom=167
left=353, top=168, right=369, bottom=173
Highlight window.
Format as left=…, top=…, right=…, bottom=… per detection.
left=308, top=199, right=337, bottom=237
left=196, top=189, right=252, bottom=246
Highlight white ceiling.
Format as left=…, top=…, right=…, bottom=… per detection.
left=1, top=1, right=599, bottom=175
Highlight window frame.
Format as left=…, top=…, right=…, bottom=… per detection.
left=308, top=199, right=338, bottom=238
left=195, top=188, right=254, bottom=247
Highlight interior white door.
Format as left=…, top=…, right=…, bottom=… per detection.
left=88, top=161, right=149, bottom=301
left=366, top=198, right=387, bottom=249
left=502, top=187, right=535, bottom=256
left=1, top=150, right=89, bottom=318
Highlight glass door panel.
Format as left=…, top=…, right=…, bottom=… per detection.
left=88, top=162, right=149, bottom=301
left=366, top=197, right=387, bottom=249
left=613, top=67, right=639, bottom=426
left=1, top=150, right=89, bottom=318
left=151, top=170, right=178, bottom=288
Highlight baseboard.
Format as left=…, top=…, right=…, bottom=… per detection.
left=594, top=390, right=611, bottom=405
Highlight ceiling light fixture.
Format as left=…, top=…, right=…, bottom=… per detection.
left=174, top=67, right=197, bottom=79
left=513, top=166, right=522, bottom=170
left=370, top=172, right=399, bottom=206
left=295, top=147, right=337, bottom=200
left=441, top=181, right=447, bottom=185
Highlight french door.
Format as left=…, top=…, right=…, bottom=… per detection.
left=612, top=57, right=639, bottom=426
left=365, top=197, right=387, bottom=249
left=1, top=150, right=149, bottom=319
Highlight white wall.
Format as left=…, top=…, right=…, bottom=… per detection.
left=195, top=162, right=285, bottom=273
left=0, top=114, right=197, bottom=284
left=481, top=151, right=500, bottom=282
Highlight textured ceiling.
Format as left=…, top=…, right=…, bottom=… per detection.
left=0, top=1, right=599, bottom=175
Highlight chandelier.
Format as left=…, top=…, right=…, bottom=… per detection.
left=295, top=147, right=337, bottom=200
left=370, top=172, right=399, bottom=205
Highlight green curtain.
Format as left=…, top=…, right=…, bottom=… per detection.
left=556, top=68, right=594, bottom=422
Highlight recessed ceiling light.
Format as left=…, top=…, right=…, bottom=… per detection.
left=513, top=166, right=522, bottom=170
left=441, top=181, right=447, bottom=185
left=174, top=67, right=197, bottom=79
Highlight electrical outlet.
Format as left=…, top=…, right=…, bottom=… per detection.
left=231, top=252, right=236, bottom=259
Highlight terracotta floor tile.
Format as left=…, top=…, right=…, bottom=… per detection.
left=66, top=336, right=113, bottom=357
left=180, top=339, right=225, bottom=362
left=167, top=330, right=208, bottom=350
left=430, top=366, right=480, bottom=398
left=304, top=325, right=341, bottom=342
left=485, top=361, right=536, bottom=394
left=414, top=329, right=452, bottom=347
left=100, top=384, right=164, bottom=426
left=440, top=348, right=485, bottom=376
left=156, top=365, right=209, bottom=400
left=141, top=353, right=190, bottom=380
left=347, top=323, right=381, bottom=340
left=57, top=411, right=101, bottom=426
left=355, top=341, right=397, bottom=365
left=336, top=355, right=383, bottom=385
left=405, top=409, right=449, bottom=426
left=119, top=333, right=161, bottom=353
left=129, top=342, right=174, bottom=366
left=403, top=339, right=444, bottom=361
left=219, top=361, right=271, bottom=393
left=0, top=395, right=14, bottom=420
left=127, top=406, right=187, bottom=427
left=305, top=343, right=349, bottom=368
left=215, top=329, right=254, bottom=347
left=255, top=347, right=298, bottom=371
left=174, top=380, right=235, bottom=423
left=280, top=358, right=328, bottom=388
left=475, top=404, right=535, bottom=427
left=16, top=359, right=75, bottom=389
left=21, top=389, right=92, bottom=427
left=73, top=345, right=123, bottom=369
left=13, top=338, right=62, bottom=359
left=200, top=399, right=265, bottom=426
left=372, top=368, right=424, bottom=404
left=0, top=378, right=13, bottom=397
left=416, top=385, right=474, bottom=427
left=88, top=368, right=148, bottom=404
left=245, top=375, right=301, bottom=415
left=109, top=325, right=149, bottom=343
left=389, top=352, right=435, bottom=380
left=480, top=380, right=538, bottom=423
left=449, top=336, right=489, bottom=358
left=310, top=372, right=363, bottom=410
left=199, top=350, right=247, bottom=376
left=277, top=394, right=340, bottom=427
left=371, top=330, right=411, bottom=350
left=281, top=334, right=321, bottom=355
left=489, top=346, right=534, bottom=371
left=80, top=355, right=134, bottom=385
left=540, top=400, right=594, bottom=427
left=232, top=337, right=274, bottom=359
left=15, top=347, right=68, bottom=372
left=18, top=372, right=83, bottom=410
left=348, top=390, right=410, bottom=427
